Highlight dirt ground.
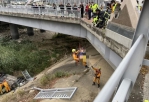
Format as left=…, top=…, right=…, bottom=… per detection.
left=0, top=29, right=114, bottom=102
left=39, top=46, right=114, bottom=102
left=0, top=28, right=148, bottom=102
left=0, top=46, right=114, bottom=102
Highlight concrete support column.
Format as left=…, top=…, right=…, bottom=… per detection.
left=40, top=29, right=46, bottom=33
left=9, top=24, right=19, bottom=39
left=27, top=27, right=34, bottom=36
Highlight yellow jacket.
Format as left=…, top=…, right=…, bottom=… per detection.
left=73, top=53, right=79, bottom=61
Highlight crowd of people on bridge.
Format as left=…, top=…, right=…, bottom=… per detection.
left=56, top=0, right=122, bottom=29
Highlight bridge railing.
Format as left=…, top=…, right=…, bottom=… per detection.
left=0, top=7, right=81, bottom=18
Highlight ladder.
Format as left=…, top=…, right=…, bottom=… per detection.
left=21, top=70, right=33, bottom=81
left=34, top=87, right=77, bottom=99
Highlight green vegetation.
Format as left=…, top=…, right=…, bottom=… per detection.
left=0, top=37, right=50, bottom=76
left=0, top=33, right=89, bottom=76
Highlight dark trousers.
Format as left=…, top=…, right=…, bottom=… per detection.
left=81, top=13, right=83, bottom=18
left=88, top=10, right=91, bottom=20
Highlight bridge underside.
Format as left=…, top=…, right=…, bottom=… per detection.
left=0, top=14, right=122, bottom=69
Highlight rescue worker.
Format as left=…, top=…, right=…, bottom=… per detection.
left=3, top=80, right=11, bottom=92
left=92, top=9, right=102, bottom=27
left=92, top=2, right=99, bottom=17
left=102, top=10, right=111, bottom=29
left=136, top=0, right=143, bottom=12
left=79, top=48, right=89, bottom=68
left=0, top=83, right=3, bottom=94
left=72, top=49, right=79, bottom=65
left=92, top=66, right=101, bottom=88
left=72, top=48, right=89, bottom=68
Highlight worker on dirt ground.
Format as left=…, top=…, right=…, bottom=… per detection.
left=72, top=49, right=80, bottom=65
left=3, top=80, right=11, bottom=92
left=79, top=48, right=89, bottom=68
left=91, top=66, right=101, bottom=88
left=0, top=83, right=3, bottom=94
left=72, top=48, right=89, bottom=68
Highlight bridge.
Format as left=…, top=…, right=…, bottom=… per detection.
left=0, top=0, right=148, bottom=102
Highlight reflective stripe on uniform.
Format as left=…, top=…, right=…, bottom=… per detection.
left=112, top=3, right=117, bottom=12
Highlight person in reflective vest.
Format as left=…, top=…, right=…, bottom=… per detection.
left=101, top=10, right=111, bottom=29
left=92, top=66, right=101, bottom=88
left=3, top=80, right=11, bottom=92
left=136, top=0, right=143, bottom=12
left=92, top=2, right=99, bottom=17
left=92, top=9, right=102, bottom=27
left=112, top=1, right=121, bottom=13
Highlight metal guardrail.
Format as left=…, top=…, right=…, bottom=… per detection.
left=0, top=6, right=81, bottom=18
left=94, top=0, right=149, bottom=102
left=34, top=87, right=77, bottom=99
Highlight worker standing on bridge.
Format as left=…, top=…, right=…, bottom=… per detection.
left=102, top=10, right=111, bottom=29
left=92, top=9, right=102, bottom=27
left=3, top=80, right=11, bottom=92
left=92, top=66, right=101, bottom=88
left=92, top=2, right=99, bottom=17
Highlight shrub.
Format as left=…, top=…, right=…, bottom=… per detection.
left=0, top=39, right=50, bottom=76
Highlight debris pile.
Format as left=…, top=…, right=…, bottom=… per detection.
left=140, top=66, right=149, bottom=75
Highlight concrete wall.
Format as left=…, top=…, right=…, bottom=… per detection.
left=121, top=0, right=139, bottom=29
left=0, top=12, right=132, bottom=69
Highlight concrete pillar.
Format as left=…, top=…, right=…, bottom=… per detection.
left=40, top=29, right=46, bottom=33
left=27, top=27, right=34, bottom=36
left=9, top=24, right=19, bottom=39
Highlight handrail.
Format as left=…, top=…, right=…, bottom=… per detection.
left=94, top=34, right=144, bottom=102
left=0, top=7, right=81, bottom=18
left=94, top=0, right=149, bottom=101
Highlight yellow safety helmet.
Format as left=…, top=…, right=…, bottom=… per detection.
left=72, top=49, right=76, bottom=52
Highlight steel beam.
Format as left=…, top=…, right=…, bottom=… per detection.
left=112, top=79, right=132, bottom=102
left=132, top=0, right=149, bottom=45
left=94, top=0, right=149, bottom=101
left=94, top=34, right=145, bottom=102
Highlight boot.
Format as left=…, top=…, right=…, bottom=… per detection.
left=92, top=82, right=95, bottom=85
left=98, top=84, right=100, bottom=88
left=85, top=65, right=89, bottom=68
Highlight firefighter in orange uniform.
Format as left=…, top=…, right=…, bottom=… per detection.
left=3, top=80, right=11, bottom=92
left=72, top=49, right=80, bottom=65
left=92, top=66, right=101, bottom=88
left=0, top=83, right=3, bottom=94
